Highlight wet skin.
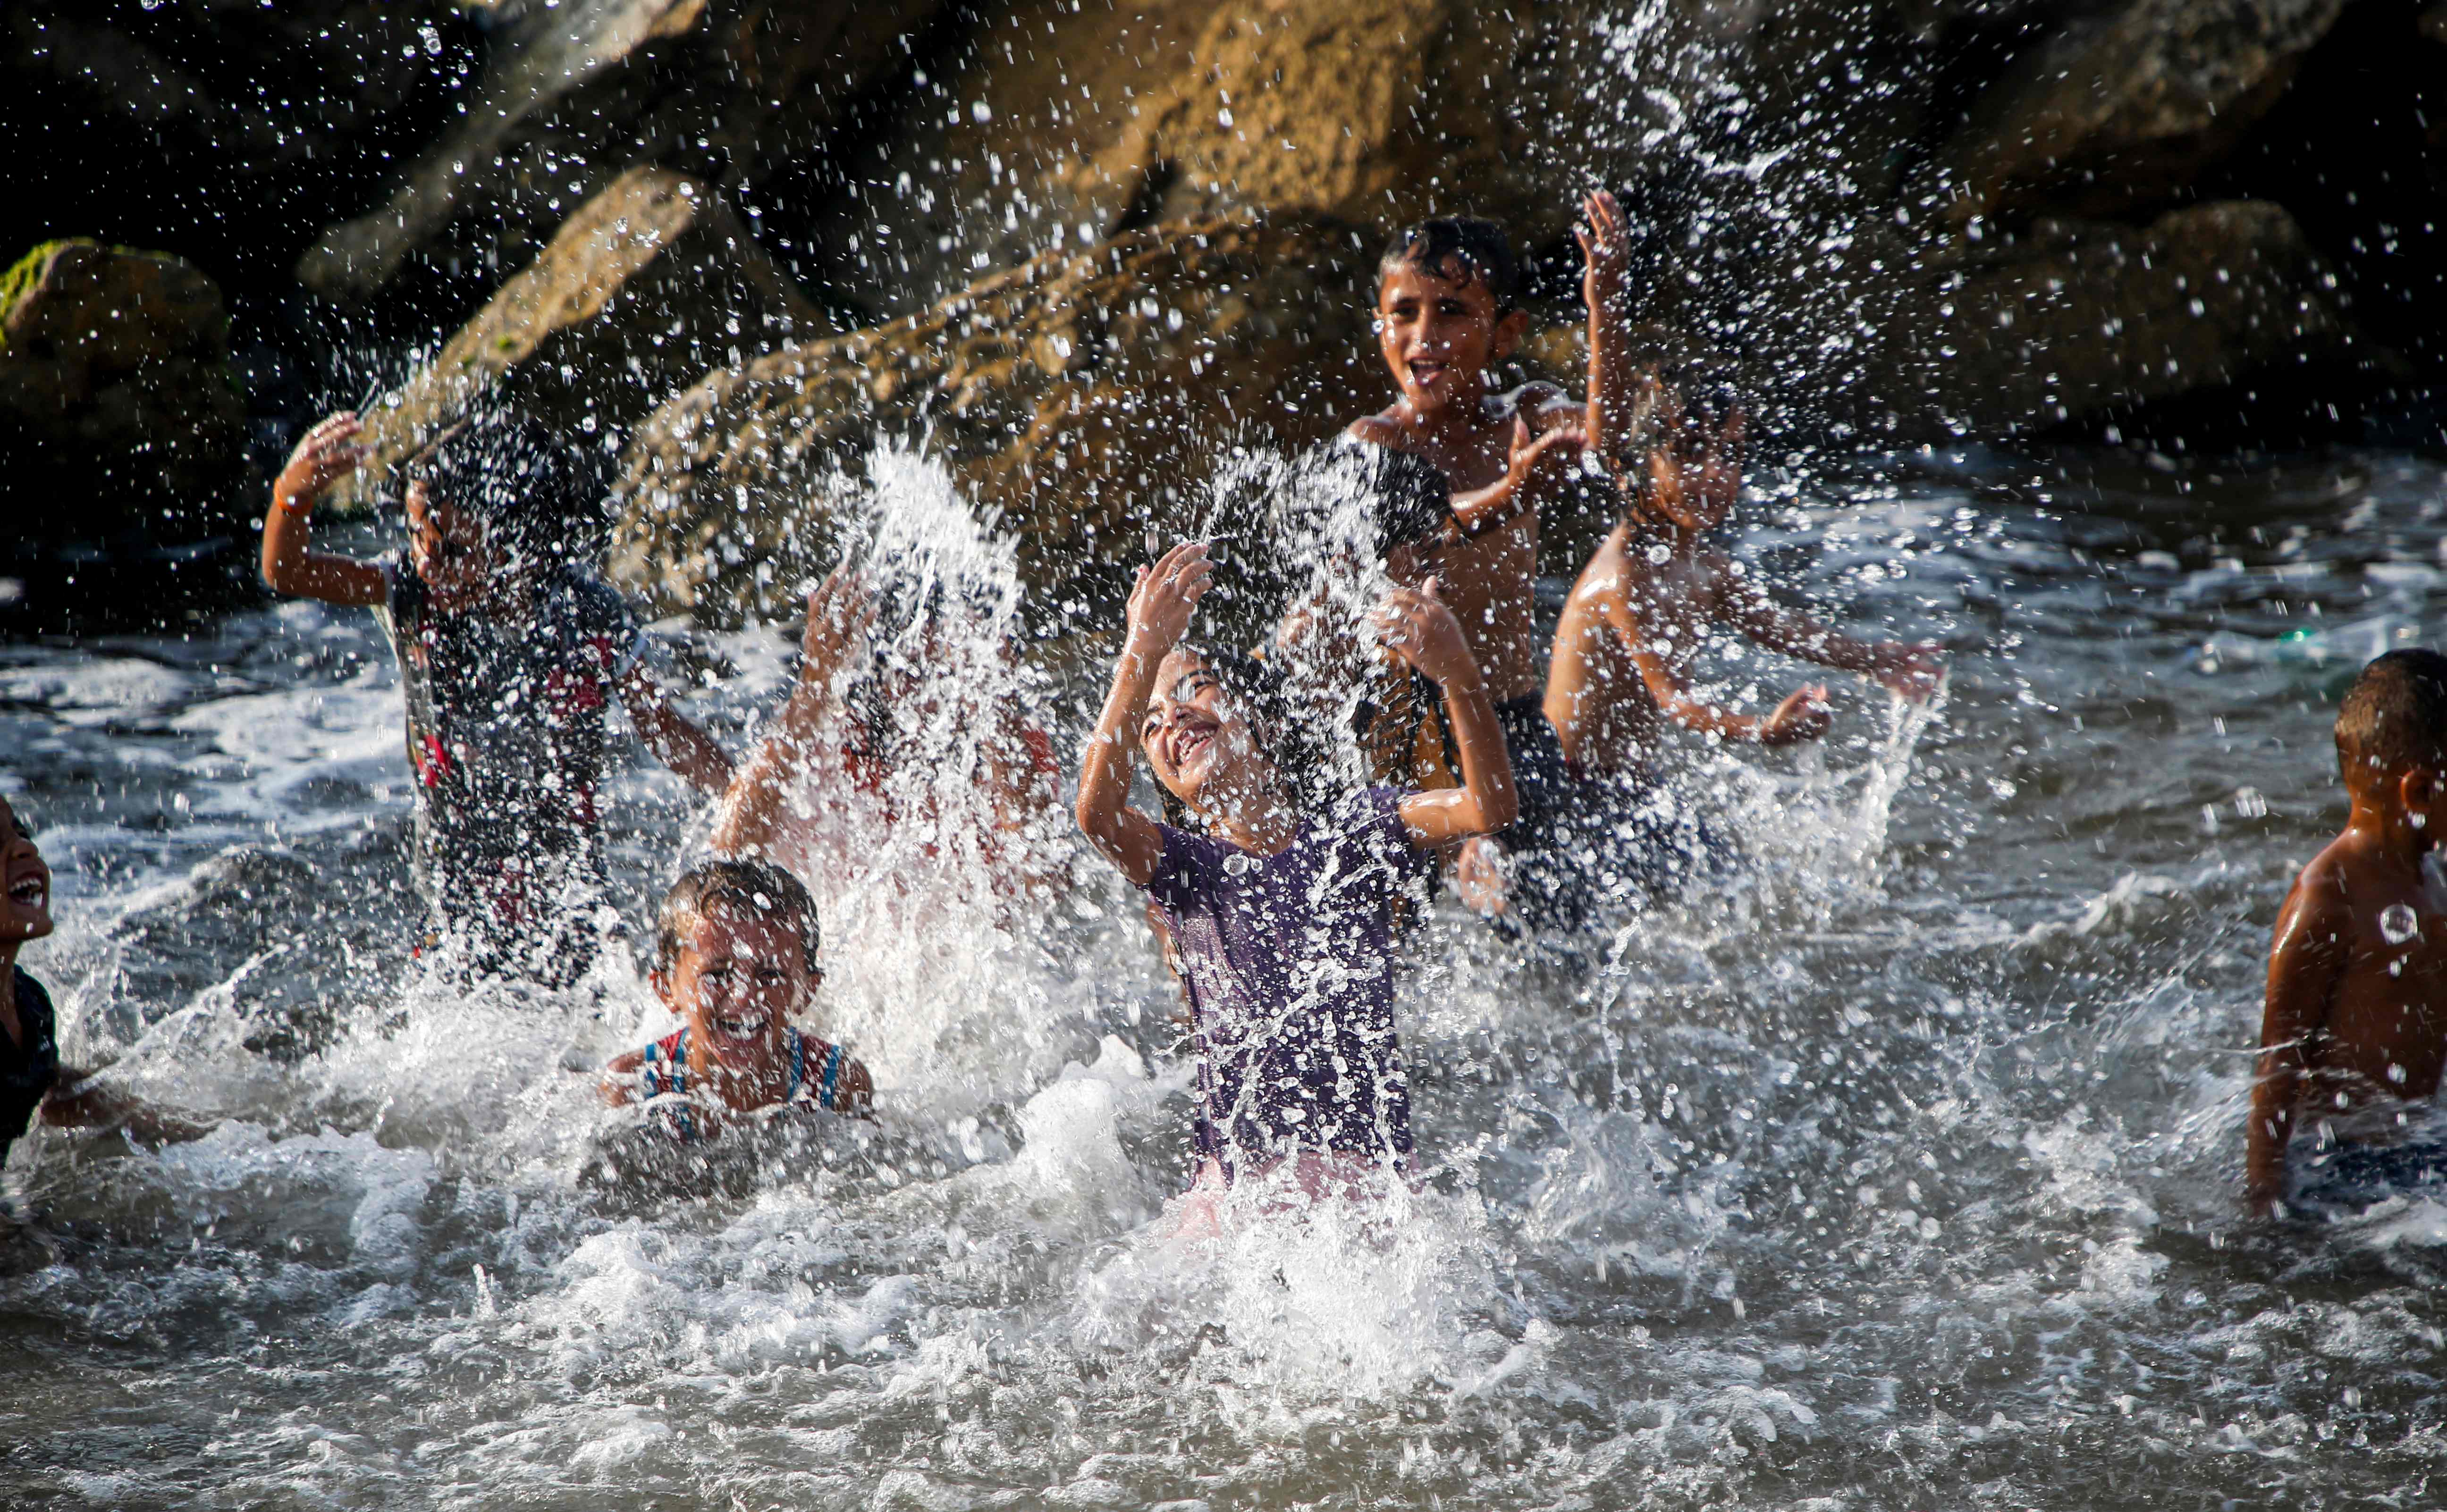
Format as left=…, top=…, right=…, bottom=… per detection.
left=2249, top=767, right=2447, bottom=1213
left=1, top=795, right=56, bottom=1049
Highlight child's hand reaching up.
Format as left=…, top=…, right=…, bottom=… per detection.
left=274, top=412, right=367, bottom=513
left=1371, top=578, right=1480, bottom=691
left=799, top=566, right=875, bottom=686
left=1125, top=542, right=1214, bottom=663
left=1761, top=685, right=1832, bottom=746
left=1577, top=190, right=1631, bottom=322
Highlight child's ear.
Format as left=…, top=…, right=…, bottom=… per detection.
left=648, top=965, right=673, bottom=1003
left=1491, top=309, right=1530, bottom=362
left=2405, top=768, right=2442, bottom=817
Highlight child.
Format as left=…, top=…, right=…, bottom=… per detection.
left=600, top=858, right=871, bottom=1139
left=261, top=409, right=732, bottom=986
left=2246, top=650, right=2447, bottom=1217
left=708, top=568, right=1065, bottom=897
left=2, top=793, right=209, bottom=1170
left=1077, top=541, right=1516, bottom=1189
left=1542, top=375, right=1945, bottom=777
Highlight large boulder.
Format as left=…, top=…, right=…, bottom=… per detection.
left=608, top=216, right=1384, bottom=622
left=297, top=0, right=949, bottom=305
left=341, top=167, right=823, bottom=511
left=0, top=240, right=247, bottom=543
left=1927, top=0, right=2352, bottom=227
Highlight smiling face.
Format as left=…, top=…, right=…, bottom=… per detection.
left=655, top=902, right=817, bottom=1106
left=0, top=796, right=52, bottom=947
left=1141, top=647, right=1276, bottom=823
left=404, top=483, right=510, bottom=614
left=1375, top=259, right=1526, bottom=420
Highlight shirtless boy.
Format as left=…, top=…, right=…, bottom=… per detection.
left=2246, top=650, right=2447, bottom=1216
left=262, top=409, right=729, bottom=985
left=601, top=859, right=871, bottom=1142
left=1543, top=377, right=1944, bottom=778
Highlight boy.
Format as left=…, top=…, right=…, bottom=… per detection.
left=2246, top=650, right=2447, bottom=1217
left=2, top=793, right=209, bottom=1173
left=261, top=409, right=731, bottom=986
left=1542, top=376, right=1945, bottom=778
left=1077, top=541, right=1515, bottom=1189
left=600, top=858, right=871, bottom=1139
left=1341, top=197, right=1662, bottom=922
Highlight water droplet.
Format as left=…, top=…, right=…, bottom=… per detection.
left=2381, top=903, right=2419, bottom=945
left=1647, top=543, right=1671, bottom=564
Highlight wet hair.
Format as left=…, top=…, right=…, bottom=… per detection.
left=653, top=858, right=823, bottom=978
left=398, top=402, right=612, bottom=566
left=1147, top=642, right=1335, bottom=829
left=1379, top=218, right=1522, bottom=314
left=2336, top=649, right=2447, bottom=788
left=1295, top=440, right=1452, bottom=556
left=1619, top=358, right=1748, bottom=527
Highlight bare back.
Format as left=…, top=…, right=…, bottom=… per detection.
left=2271, top=834, right=2447, bottom=1126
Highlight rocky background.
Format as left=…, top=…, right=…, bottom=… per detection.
left=3, top=0, right=2439, bottom=628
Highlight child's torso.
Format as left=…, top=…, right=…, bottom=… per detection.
left=2312, top=859, right=2447, bottom=1125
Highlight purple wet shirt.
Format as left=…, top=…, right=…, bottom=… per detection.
left=1144, top=787, right=1436, bottom=1176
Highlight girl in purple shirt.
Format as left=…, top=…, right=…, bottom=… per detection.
left=1077, top=541, right=1517, bottom=1197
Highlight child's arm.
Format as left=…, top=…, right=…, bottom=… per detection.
left=825, top=1051, right=875, bottom=1117
left=1373, top=580, right=1518, bottom=843
left=599, top=1050, right=646, bottom=1107
left=1721, top=563, right=1944, bottom=702
left=259, top=412, right=389, bottom=607
left=1602, top=584, right=1831, bottom=746
left=710, top=569, right=874, bottom=857
left=1444, top=410, right=1590, bottom=540
left=42, top=1066, right=212, bottom=1144
left=1077, top=542, right=1212, bottom=887
left=2245, top=864, right=2348, bottom=1216
left=1578, top=190, right=1647, bottom=467
left=618, top=667, right=734, bottom=796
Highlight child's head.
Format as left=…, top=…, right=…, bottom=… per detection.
left=651, top=859, right=823, bottom=1075
left=1620, top=361, right=1746, bottom=533
left=0, top=794, right=52, bottom=949
left=1375, top=218, right=1528, bottom=416
left=1142, top=643, right=1308, bottom=829
left=2336, top=649, right=2447, bottom=811
left=397, top=405, right=605, bottom=612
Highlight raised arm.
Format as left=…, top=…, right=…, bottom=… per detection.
left=260, top=412, right=388, bottom=607
left=1376, top=579, right=1518, bottom=844
left=1077, top=542, right=1211, bottom=887
left=1579, top=190, right=1647, bottom=467
left=1602, top=587, right=1830, bottom=747
left=2245, top=865, right=2347, bottom=1217
left=1723, top=569, right=1944, bottom=702
left=1445, top=407, right=1590, bottom=540
left=710, top=568, right=873, bottom=858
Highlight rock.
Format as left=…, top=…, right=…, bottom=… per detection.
left=608, top=215, right=1384, bottom=622
left=1840, top=200, right=2364, bottom=435
left=1929, top=0, right=2352, bottom=227
left=297, top=0, right=949, bottom=305
left=340, top=167, right=823, bottom=511
left=798, top=0, right=1610, bottom=321
left=0, top=239, right=247, bottom=546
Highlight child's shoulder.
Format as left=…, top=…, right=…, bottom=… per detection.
left=1488, top=380, right=1576, bottom=423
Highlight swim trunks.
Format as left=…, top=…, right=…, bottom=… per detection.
left=2293, top=1138, right=2447, bottom=1206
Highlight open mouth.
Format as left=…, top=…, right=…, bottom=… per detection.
left=709, top=1010, right=769, bottom=1042
left=1407, top=360, right=1449, bottom=386
left=6, top=875, right=44, bottom=911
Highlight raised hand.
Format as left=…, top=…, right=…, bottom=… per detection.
left=1370, top=576, right=1478, bottom=689
left=1507, top=412, right=1589, bottom=493
left=1869, top=642, right=1947, bottom=703
left=1577, top=189, right=1631, bottom=320
left=1760, top=684, right=1832, bottom=746
left=274, top=412, right=366, bottom=510
left=799, top=566, right=875, bottom=684
left=1124, top=541, right=1214, bottom=660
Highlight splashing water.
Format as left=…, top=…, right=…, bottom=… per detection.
left=8, top=446, right=2447, bottom=1509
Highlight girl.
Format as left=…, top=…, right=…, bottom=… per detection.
left=1075, top=542, right=1515, bottom=1193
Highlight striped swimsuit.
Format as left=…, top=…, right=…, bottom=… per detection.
left=635, top=1026, right=849, bottom=1142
